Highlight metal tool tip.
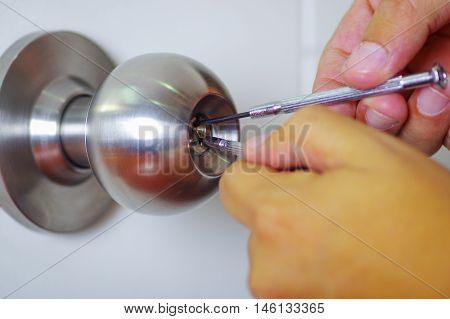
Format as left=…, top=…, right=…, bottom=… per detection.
left=194, top=124, right=210, bottom=139
left=431, top=63, right=448, bottom=89
left=197, top=111, right=251, bottom=125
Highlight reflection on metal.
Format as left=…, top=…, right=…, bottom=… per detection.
left=0, top=31, right=239, bottom=232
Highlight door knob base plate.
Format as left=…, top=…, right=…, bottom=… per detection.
left=0, top=31, right=115, bottom=231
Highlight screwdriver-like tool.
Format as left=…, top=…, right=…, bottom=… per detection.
left=199, top=64, right=447, bottom=125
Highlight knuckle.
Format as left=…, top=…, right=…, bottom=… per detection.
left=250, top=205, right=288, bottom=240
left=429, top=1, right=450, bottom=31
left=404, top=0, right=419, bottom=11
left=374, top=0, right=420, bottom=28
left=248, top=269, right=278, bottom=299
left=252, top=205, right=304, bottom=246
left=248, top=272, right=264, bottom=298
left=367, top=0, right=382, bottom=12
left=249, top=260, right=313, bottom=298
left=385, top=0, right=418, bottom=12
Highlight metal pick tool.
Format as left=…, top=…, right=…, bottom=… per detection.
left=199, top=64, right=448, bottom=125
left=203, top=137, right=243, bottom=157
left=198, top=64, right=448, bottom=157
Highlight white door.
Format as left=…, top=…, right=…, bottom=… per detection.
left=1, top=0, right=448, bottom=298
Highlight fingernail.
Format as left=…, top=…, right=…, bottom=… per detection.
left=365, top=108, right=397, bottom=130
left=417, top=87, right=449, bottom=116
left=344, top=42, right=388, bottom=74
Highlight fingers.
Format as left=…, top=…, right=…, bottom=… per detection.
left=343, top=0, right=450, bottom=88
left=244, top=107, right=390, bottom=172
left=314, top=0, right=449, bottom=151
left=398, top=86, right=450, bottom=154
left=219, top=161, right=316, bottom=228
left=313, top=0, right=380, bottom=117
left=353, top=22, right=450, bottom=147
left=401, top=28, right=450, bottom=154
left=219, top=161, right=261, bottom=227
left=356, top=87, right=450, bottom=153
left=357, top=27, right=450, bottom=151
left=445, top=129, right=450, bottom=150
left=356, top=94, right=409, bottom=134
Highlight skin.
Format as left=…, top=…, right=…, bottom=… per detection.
left=219, top=0, right=450, bottom=298
left=314, top=0, right=449, bottom=154
left=220, top=107, right=450, bottom=298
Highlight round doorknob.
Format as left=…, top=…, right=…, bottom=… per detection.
left=88, top=54, right=239, bottom=213
left=0, top=31, right=239, bottom=231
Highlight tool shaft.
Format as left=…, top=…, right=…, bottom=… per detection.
left=203, top=137, right=243, bottom=157
left=200, top=65, right=448, bottom=157
left=200, top=64, right=447, bottom=125
left=249, top=65, right=446, bottom=118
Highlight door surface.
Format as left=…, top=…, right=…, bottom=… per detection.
left=1, top=0, right=448, bottom=298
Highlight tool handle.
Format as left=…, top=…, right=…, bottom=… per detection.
left=249, top=64, right=447, bottom=118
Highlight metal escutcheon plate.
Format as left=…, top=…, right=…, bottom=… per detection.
left=0, top=32, right=114, bottom=231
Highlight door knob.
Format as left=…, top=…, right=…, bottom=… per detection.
left=0, top=31, right=239, bottom=231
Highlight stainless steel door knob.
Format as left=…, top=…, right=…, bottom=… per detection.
left=0, top=31, right=239, bottom=231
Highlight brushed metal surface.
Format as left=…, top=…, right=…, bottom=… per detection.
left=87, top=53, right=239, bottom=214
left=60, top=95, right=92, bottom=169
left=0, top=31, right=114, bottom=231
left=0, top=31, right=240, bottom=230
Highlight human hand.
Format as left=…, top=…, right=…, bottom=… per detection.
left=314, top=0, right=449, bottom=154
left=220, top=107, right=450, bottom=298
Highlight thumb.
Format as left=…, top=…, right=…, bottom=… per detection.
left=343, top=0, right=449, bottom=88
left=244, top=107, right=392, bottom=173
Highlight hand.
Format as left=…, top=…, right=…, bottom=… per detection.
left=220, top=107, right=450, bottom=298
left=314, top=0, right=449, bottom=155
